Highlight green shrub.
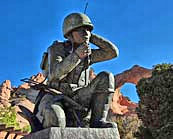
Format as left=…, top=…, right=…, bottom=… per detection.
left=135, top=125, right=154, bottom=139
left=136, top=63, right=173, bottom=139
left=0, top=106, right=20, bottom=129
left=109, top=114, right=142, bottom=139
left=22, top=125, right=31, bottom=132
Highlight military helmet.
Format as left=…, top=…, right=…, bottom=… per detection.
left=63, top=13, right=94, bottom=38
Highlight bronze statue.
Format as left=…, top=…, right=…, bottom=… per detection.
left=37, top=12, right=119, bottom=128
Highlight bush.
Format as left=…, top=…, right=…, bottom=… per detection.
left=22, top=125, right=31, bottom=132
left=136, top=63, right=173, bottom=139
left=109, top=113, right=142, bottom=139
left=0, top=106, right=20, bottom=129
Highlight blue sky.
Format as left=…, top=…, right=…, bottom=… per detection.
left=0, top=0, right=173, bottom=102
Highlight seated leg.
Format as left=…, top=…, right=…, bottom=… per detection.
left=73, top=71, right=116, bottom=128
left=90, top=92, right=116, bottom=128
left=38, top=94, right=66, bottom=128
left=89, top=72, right=116, bottom=128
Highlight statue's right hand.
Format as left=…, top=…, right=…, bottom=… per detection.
left=75, top=43, right=91, bottom=59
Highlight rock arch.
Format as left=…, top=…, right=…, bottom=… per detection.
left=111, top=65, right=152, bottom=115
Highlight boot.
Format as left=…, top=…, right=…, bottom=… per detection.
left=90, top=92, right=116, bottom=128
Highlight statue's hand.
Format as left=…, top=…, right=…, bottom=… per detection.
left=75, top=43, right=91, bottom=59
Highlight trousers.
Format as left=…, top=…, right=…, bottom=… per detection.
left=36, top=71, right=115, bottom=128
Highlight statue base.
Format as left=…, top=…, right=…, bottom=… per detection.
left=23, top=126, right=120, bottom=139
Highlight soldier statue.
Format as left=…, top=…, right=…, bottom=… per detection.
left=37, top=13, right=119, bottom=128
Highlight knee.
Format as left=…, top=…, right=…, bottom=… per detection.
left=97, top=71, right=114, bottom=80
left=98, top=71, right=110, bottom=77
left=51, top=104, right=66, bottom=120
left=95, top=71, right=115, bottom=93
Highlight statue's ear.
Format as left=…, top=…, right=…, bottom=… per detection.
left=66, top=33, right=73, bottom=43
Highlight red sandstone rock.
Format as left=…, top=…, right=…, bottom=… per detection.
left=115, top=65, right=152, bottom=88
left=15, top=98, right=35, bottom=128
left=0, top=80, right=12, bottom=107
left=30, top=73, right=45, bottom=83
left=0, top=73, right=45, bottom=135
left=0, top=132, right=23, bottom=139
left=111, top=88, right=138, bottom=116
left=19, top=73, right=45, bottom=89
left=13, top=73, right=45, bottom=127
left=111, top=65, right=151, bottom=115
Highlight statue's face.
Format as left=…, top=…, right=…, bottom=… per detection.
left=71, top=26, right=91, bottom=44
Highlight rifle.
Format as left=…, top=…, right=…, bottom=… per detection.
left=20, top=78, right=86, bottom=112
left=20, top=78, right=87, bottom=128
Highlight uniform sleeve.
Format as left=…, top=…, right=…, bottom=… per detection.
left=90, top=33, right=119, bottom=64
left=48, top=43, right=81, bottom=81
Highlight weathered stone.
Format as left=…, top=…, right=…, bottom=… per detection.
left=115, top=65, right=152, bottom=88
left=111, top=88, right=138, bottom=116
left=15, top=88, right=39, bottom=103
left=0, top=80, right=11, bottom=107
left=23, top=127, right=120, bottom=139
left=17, top=73, right=45, bottom=103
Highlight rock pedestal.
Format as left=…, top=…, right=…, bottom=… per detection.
left=23, top=127, right=120, bottom=139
